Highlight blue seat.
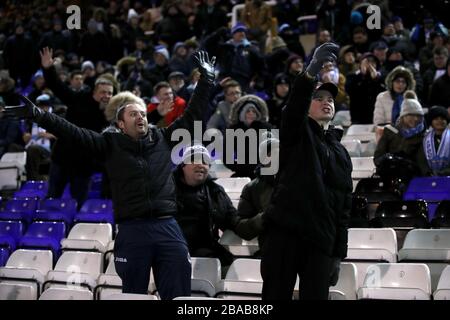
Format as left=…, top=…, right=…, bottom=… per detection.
left=0, top=220, right=24, bottom=253
left=0, top=247, right=9, bottom=266
left=403, top=177, right=450, bottom=220
left=18, top=221, right=66, bottom=259
left=34, top=198, right=77, bottom=227
left=0, top=198, right=39, bottom=225
left=73, top=199, right=114, bottom=225
left=14, top=180, right=48, bottom=199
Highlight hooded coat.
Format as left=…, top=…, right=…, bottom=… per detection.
left=373, top=66, right=416, bottom=125
left=224, top=95, right=273, bottom=179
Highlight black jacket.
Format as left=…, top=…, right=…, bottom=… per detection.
left=37, top=78, right=213, bottom=223
left=265, top=72, right=353, bottom=259
left=174, top=168, right=240, bottom=251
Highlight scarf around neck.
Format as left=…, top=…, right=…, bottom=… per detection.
left=423, top=128, right=450, bottom=174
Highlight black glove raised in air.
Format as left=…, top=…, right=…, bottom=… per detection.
left=193, top=50, right=216, bottom=83
left=305, top=42, right=339, bottom=78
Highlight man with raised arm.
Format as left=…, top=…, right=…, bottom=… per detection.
left=261, top=43, right=353, bottom=300
left=5, top=51, right=216, bottom=300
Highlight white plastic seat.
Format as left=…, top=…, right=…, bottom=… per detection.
left=39, top=287, right=93, bottom=300
left=215, top=177, right=251, bottom=200
left=398, top=229, right=450, bottom=291
left=433, top=265, right=450, bottom=300
left=102, top=293, right=158, bottom=300
left=341, top=139, right=362, bottom=157
left=190, top=257, right=221, bottom=297
left=346, top=228, right=398, bottom=288
left=225, top=258, right=261, bottom=281
left=45, top=251, right=102, bottom=291
left=332, top=110, right=351, bottom=128
left=95, top=255, right=156, bottom=300
left=329, top=262, right=358, bottom=300
left=209, top=160, right=233, bottom=179
left=360, top=140, right=377, bottom=157
left=0, top=283, right=36, bottom=300
left=61, top=223, right=112, bottom=253
left=218, top=230, right=259, bottom=257
left=344, top=124, right=376, bottom=143
left=351, top=157, right=376, bottom=179
left=357, top=263, right=431, bottom=300
left=0, top=152, right=26, bottom=190
left=0, top=249, right=53, bottom=300
left=214, top=258, right=262, bottom=299
left=173, top=296, right=223, bottom=300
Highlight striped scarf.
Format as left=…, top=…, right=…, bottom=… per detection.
left=423, top=128, right=450, bottom=174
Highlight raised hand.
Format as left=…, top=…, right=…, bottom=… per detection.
left=305, top=42, right=339, bottom=78
left=40, top=47, right=54, bottom=69
left=193, top=50, right=216, bottom=83
left=3, top=95, right=44, bottom=120
left=156, top=98, right=174, bottom=116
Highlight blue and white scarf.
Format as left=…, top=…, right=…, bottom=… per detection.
left=400, top=121, right=424, bottom=138
left=423, top=128, right=450, bottom=174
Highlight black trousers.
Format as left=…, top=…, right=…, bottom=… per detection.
left=114, top=217, right=191, bottom=300
left=261, top=226, right=333, bottom=300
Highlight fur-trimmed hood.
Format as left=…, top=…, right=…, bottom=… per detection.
left=385, top=66, right=415, bottom=92
left=229, top=94, right=269, bottom=125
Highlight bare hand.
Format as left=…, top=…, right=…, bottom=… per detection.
left=40, top=47, right=54, bottom=69
left=157, top=99, right=174, bottom=116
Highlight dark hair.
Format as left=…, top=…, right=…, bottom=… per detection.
left=433, top=46, right=449, bottom=57
left=153, top=81, right=171, bottom=94
left=70, top=70, right=83, bottom=79
left=223, top=80, right=241, bottom=92
left=353, top=26, right=367, bottom=35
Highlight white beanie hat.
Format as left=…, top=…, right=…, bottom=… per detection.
left=154, top=45, right=170, bottom=61
left=399, top=90, right=423, bottom=119
left=182, top=144, right=211, bottom=165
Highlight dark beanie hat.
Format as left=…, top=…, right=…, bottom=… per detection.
left=428, top=106, right=449, bottom=123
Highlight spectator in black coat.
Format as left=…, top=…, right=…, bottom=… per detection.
left=346, top=53, right=385, bottom=124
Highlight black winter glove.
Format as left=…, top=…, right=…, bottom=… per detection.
left=305, top=42, right=339, bottom=78
left=193, top=50, right=216, bottom=83
left=3, top=95, right=44, bottom=121
left=329, top=257, right=341, bottom=286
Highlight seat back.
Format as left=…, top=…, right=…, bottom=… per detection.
left=434, top=265, right=450, bottom=300
left=341, top=140, right=362, bottom=157
left=225, top=258, right=261, bottom=282
left=54, top=251, right=102, bottom=278
left=402, top=229, right=450, bottom=250
left=372, top=200, right=429, bottom=228
left=67, top=223, right=112, bottom=247
left=329, top=262, right=358, bottom=300
left=79, top=199, right=113, bottom=215
left=38, top=198, right=77, bottom=213
left=5, top=249, right=53, bottom=276
left=191, top=257, right=221, bottom=287
left=3, top=198, right=38, bottom=213
left=347, top=228, right=398, bottom=261
left=359, top=263, right=431, bottom=299
left=215, top=178, right=251, bottom=193
left=0, top=220, right=24, bottom=242
left=39, top=287, right=93, bottom=300
left=351, top=157, right=376, bottom=179
left=24, top=221, right=66, bottom=241
left=354, top=178, right=401, bottom=202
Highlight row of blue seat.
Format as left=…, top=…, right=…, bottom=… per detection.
left=0, top=198, right=114, bottom=227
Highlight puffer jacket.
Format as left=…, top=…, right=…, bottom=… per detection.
left=264, top=72, right=353, bottom=259
left=37, top=78, right=213, bottom=223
